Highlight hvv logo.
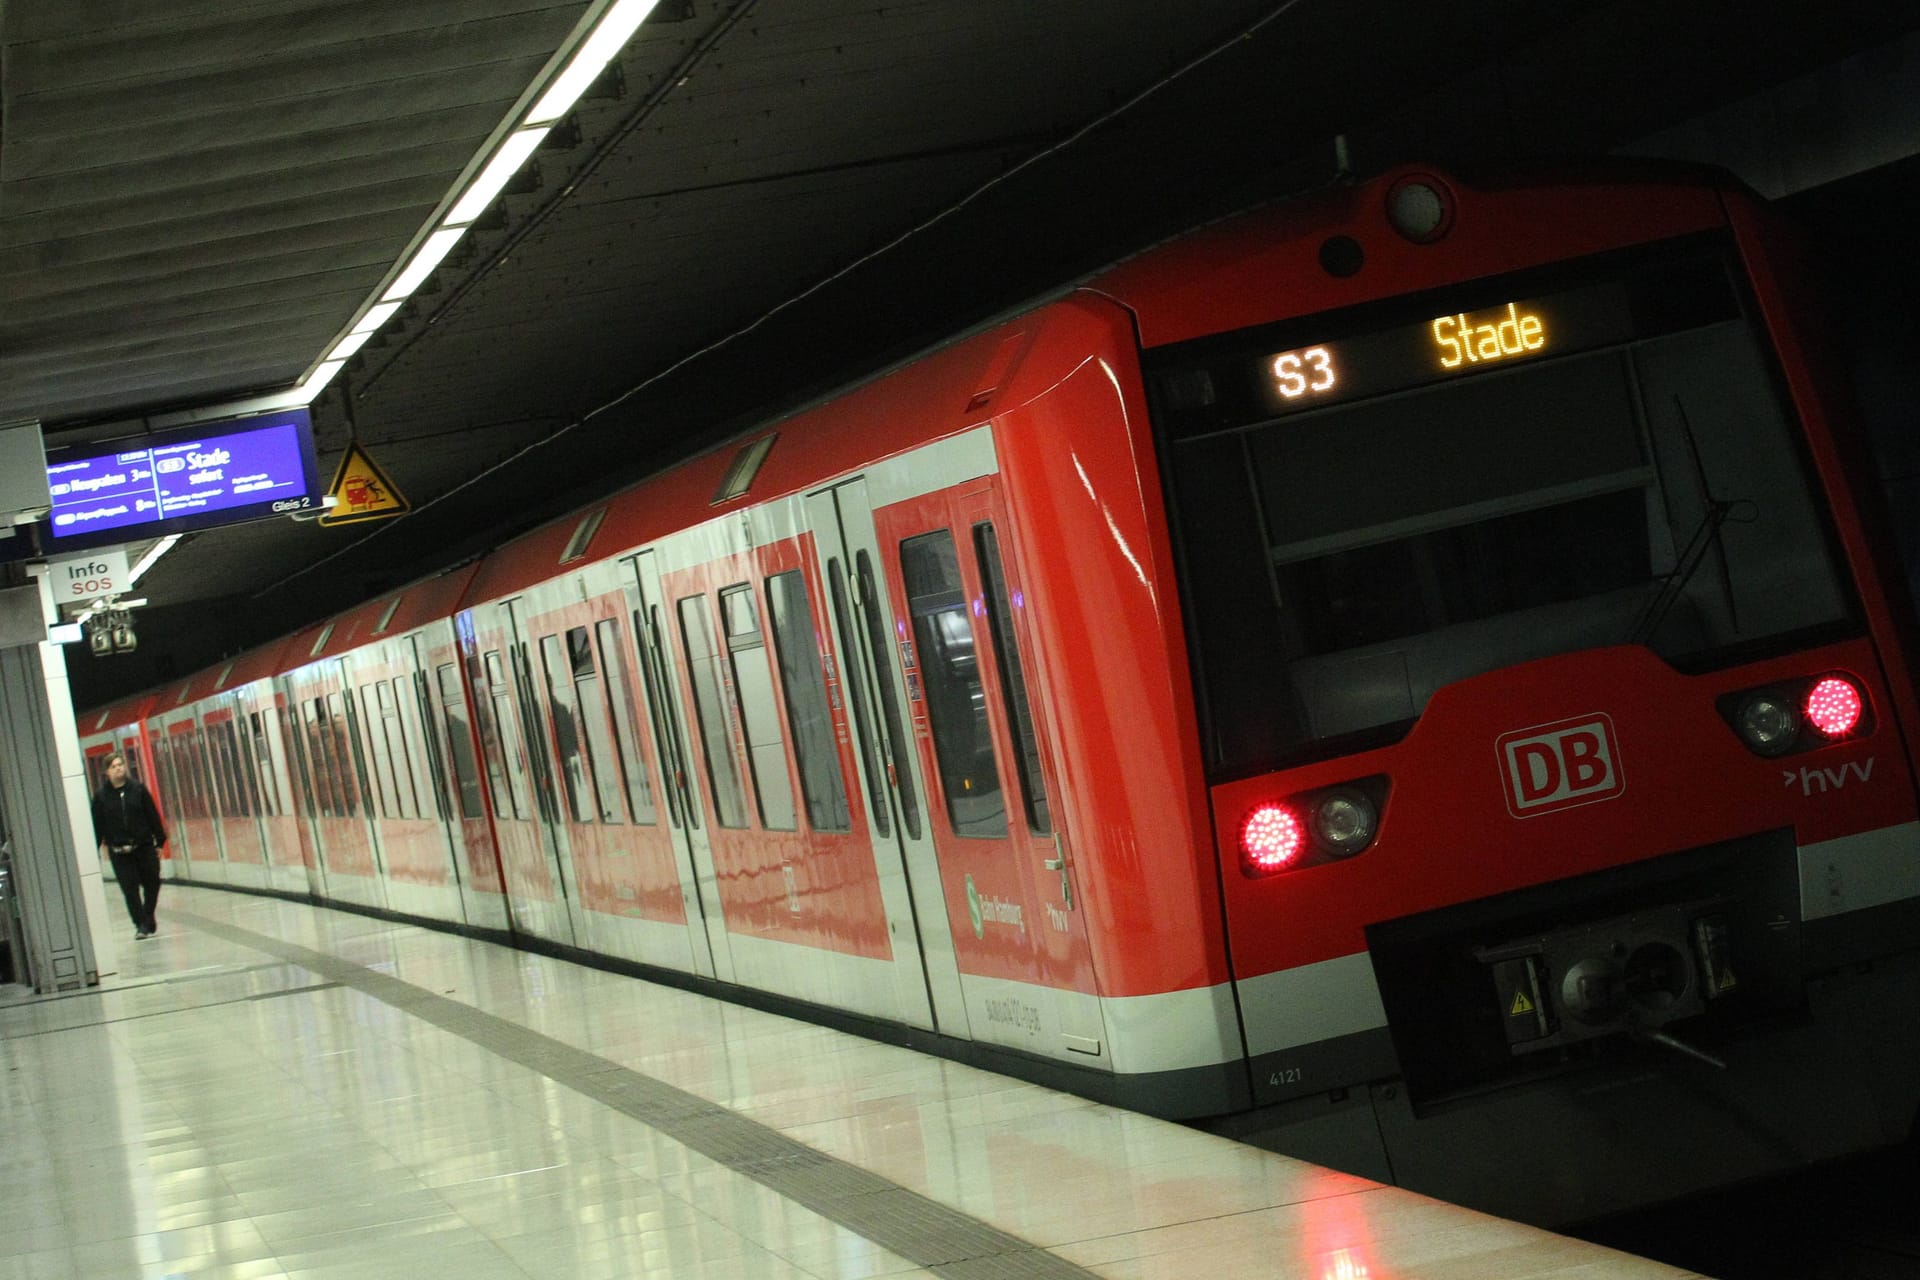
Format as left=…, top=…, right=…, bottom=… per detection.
left=1497, top=715, right=1624, bottom=817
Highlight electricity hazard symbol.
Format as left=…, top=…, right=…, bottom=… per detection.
left=319, top=442, right=410, bottom=526
left=1717, top=966, right=1737, bottom=992
left=1509, top=989, right=1536, bottom=1016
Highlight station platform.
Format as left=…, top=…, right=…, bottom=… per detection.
left=0, top=887, right=1702, bottom=1280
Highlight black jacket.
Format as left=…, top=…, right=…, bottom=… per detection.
left=91, top=780, right=168, bottom=852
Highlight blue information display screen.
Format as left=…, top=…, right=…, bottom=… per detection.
left=46, top=409, right=320, bottom=547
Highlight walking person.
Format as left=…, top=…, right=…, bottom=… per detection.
left=90, top=754, right=167, bottom=939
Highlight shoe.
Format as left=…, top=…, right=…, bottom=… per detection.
left=135, top=929, right=154, bottom=940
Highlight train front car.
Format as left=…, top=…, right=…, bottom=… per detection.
left=1111, top=166, right=1920, bottom=1222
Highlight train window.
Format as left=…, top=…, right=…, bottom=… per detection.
left=281, top=707, right=314, bottom=820
left=639, top=605, right=691, bottom=830
left=571, top=626, right=627, bottom=824
left=319, top=698, right=348, bottom=818
left=720, top=585, right=798, bottom=832
left=181, top=730, right=207, bottom=820
left=310, top=623, right=334, bottom=657
left=378, top=682, right=420, bottom=821
left=186, top=728, right=213, bottom=820
left=711, top=434, right=777, bottom=505
left=393, top=677, right=437, bottom=821
left=678, top=596, right=750, bottom=828
left=435, top=664, right=487, bottom=820
left=301, top=702, right=329, bottom=816
left=827, top=560, right=889, bottom=839
left=540, top=634, right=596, bottom=824
left=248, top=713, right=280, bottom=817
left=229, top=716, right=262, bottom=818
left=327, top=691, right=367, bottom=818
left=482, top=651, right=532, bottom=820
left=767, top=571, right=850, bottom=833
left=373, top=598, right=403, bottom=634
left=561, top=508, right=607, bottom=564
left=594, top=619, right=657, bottom=825
left=974, top=524, right=1051, bottom=835
left=510, top=642, right=562, bottom=825
left=234, top=719, right=260, bottom=817
left=855, top=551, right=922, bottom=841
left=359, top=687, right=397, bottom=819
left=208, top=722, right=240, bottom=818
left=899, top=531, right=1007, bottom=838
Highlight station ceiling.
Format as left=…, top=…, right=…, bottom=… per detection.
left=3, top=0, right=1917, bottom=706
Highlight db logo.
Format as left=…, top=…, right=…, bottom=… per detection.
left=1497, top=715, right=1623, bottom=817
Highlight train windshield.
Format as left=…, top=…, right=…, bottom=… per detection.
left=1148, top=237, right=1855, bottom=777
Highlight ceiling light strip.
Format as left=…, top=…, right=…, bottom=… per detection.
left=128, top=534, right=182, bottom=586
left=445, top=127, right=551, bottom=226
left=529, top=0, right=661, bottom=123
left=292, top=0, right=659, bottom=400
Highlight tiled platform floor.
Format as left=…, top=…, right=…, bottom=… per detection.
left=0, top=887, right=1698, bottom=1279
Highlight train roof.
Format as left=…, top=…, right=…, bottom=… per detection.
left=464, top=315, right=1047, bottom=605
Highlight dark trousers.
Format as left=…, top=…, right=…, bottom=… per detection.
left=107, top=847, right=162, bottom=931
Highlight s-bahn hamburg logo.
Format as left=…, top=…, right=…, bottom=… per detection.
left=1497, top=714, right=1624, bottom=817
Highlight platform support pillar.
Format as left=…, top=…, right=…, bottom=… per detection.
left=0, top=569, right=113, bottom=990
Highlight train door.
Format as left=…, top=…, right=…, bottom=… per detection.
left=871, top=476, right=1108, bottom=1062
left=627, top=550, right=730, bottom=981
left=262, top=680, right=325, bottom=896
left=423, top=639, right=509, bottom=930
left=276, top=681, right=331, bottom=898
left=805, top=480, right=968, bottom=1035
left=477, top=599, right=578, bottom=945
left=206, top=701, right=270, bottom=887
left=162, top=706, right=223, bottom=882
left=405, top=631, right=474, bottom=922
left=147, top=716, right=194, bottom=872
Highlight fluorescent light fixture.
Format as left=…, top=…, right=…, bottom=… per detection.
left=49, top=622, right=83, bottom=645
left=116, top=598, right=149, bottom=609
left=446, top=128, right=551, bottom=226
left=327, top=331, right=375, bottom=362
left=128, top=534, right=182, bottom=586
left=380, top=226, right=469, bottom=303
left=298, top=359, right=347, bottom=402
left=528, top=0, right=660, bottom=124
left=350, top=302, right=403, bottom=335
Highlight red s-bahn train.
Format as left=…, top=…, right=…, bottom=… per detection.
left=81, top=164, right=1920, bottom=1224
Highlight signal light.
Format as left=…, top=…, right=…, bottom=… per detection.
left=1241, top=804, right=1305, bottom=874
left=1804, top=677, right=1863, bottom=738
left=1385, top=175, right=1454, bottom=244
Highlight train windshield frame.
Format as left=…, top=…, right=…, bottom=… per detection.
left=1147, top=233, right=1860, bottom=780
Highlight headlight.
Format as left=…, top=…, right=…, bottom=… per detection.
left=1737, top=695, right=1799, bottom=756
left=1311, top=790, right=1378, bottom=856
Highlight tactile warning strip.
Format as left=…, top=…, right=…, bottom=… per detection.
left=178, top=909, right=1102, bottom=1280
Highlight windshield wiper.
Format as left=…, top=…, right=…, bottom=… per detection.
left=1628, top=395, right=1756, bottom=647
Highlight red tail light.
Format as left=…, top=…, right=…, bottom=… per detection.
left=1804, top=677, right=1863, bottom=738
left=1241, top=804, right=1305, bottom=874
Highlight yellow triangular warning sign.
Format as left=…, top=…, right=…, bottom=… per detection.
left=1509, top=989, right=1535, bottom=1016
left=1717, top=967, right=1737, bottom=992
left=318, top=441, right=410, bottom=526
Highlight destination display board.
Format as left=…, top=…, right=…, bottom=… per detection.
left=45, top=409, right=321, bottom=549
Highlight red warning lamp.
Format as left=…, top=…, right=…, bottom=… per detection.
left=1241, top=804, right=1306, bottom=875
left=1804, top=677, right=1863, bottom=738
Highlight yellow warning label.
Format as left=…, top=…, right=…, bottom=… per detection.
left=1509, top=989, right=1535, bottom=1016
left=1717, top=967, right=1737, bottom=992
left=319, top=442, right=410, bottom=526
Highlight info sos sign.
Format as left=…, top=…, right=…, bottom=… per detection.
left=48, top=546, right=131, bottom=601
